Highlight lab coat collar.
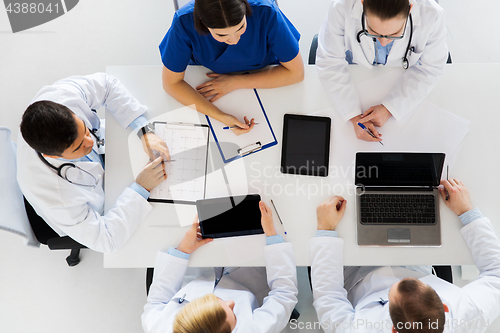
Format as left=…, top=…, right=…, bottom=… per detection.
left=351, top=0, right=362, bottom=19
left=410, top=0, right=421, bottom=27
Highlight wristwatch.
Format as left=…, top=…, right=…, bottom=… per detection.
left=137, top=123, right=155, bottom=139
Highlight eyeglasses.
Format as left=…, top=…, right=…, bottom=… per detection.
left=358, top=11, right=408, bottom=41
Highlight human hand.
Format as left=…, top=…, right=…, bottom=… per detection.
left=259, top=201, right=277, bottom=236
left=196, top=73, right=241, bottom=102
left=142, top=132, right=171, bottom=161
left=317, top=196, right=347, bottom=231
left=222, top=114, right=255, bottom=136
left=177, top=217, right=213, bottom=254
left=359, top=104, right=392, bottom=127
left=439, top=179, right=474, bottom=216
left=350, top=115, right=382, bottom=142
left=135, top=157, right=167, bottom=191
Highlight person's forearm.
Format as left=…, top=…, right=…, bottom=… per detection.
left=232, top=64, right=304, bottom=90
left=163, top=79, right=227, bottom=122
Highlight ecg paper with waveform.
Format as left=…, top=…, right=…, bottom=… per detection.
left=149, top=123, right=209, bottom=203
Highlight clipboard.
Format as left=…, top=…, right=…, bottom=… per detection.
left=207, top=89, right=277, bottom=163
left=148, top=121, right=210, bottom=205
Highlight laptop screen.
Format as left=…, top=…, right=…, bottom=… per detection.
left=355, top=153, right=445, bottom=187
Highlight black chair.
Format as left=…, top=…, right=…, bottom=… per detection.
left=308, top=265, right=452, bottom=290
left=308, top=33, right=452, bottom=65
left=432, top=265, right=453, bottom=283
left=309, top=34, right=319, bottom=65
left=24, top=197, right=86, bottom=266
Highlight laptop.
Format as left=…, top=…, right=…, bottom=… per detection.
left=355, top=152, right=445, bottom=246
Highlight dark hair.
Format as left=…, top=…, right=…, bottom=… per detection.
left=363, top=0, right=410, bottom=20
left=193, top=0, right=252, bottom=34
left=20, top=100, right=78, bottom=156
left=389, top=278, right=445, bottom=333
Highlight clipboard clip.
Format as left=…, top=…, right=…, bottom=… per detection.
left=237, top=141, right=262, bottom=157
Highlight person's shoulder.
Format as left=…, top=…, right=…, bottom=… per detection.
left=412, top=0, right=444, bottom=15
left=248, top=0, right=275, bottom=9
left=328, top=0, right=358, bottom=17
left=247, top=0, right=277, bottom=16
left=173, top=1, right=195, bottom=23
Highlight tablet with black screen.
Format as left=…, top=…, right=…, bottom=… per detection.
left=197, top=195, right=263, bottom=239
left=281, top=114, right=331, bottom=177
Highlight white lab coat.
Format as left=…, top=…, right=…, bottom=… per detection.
left=142, top=242, right=298, bottom=333
left=310, top=216, right=500, bottom=332
left=317, top=0, right=448, bottom=121
left=17, top=73, right=153, bottom=253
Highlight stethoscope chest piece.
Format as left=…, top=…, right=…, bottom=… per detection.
left=402, top=58, right=409, bottom=70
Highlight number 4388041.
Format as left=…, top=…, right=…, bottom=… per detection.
left=6, top=3, right=60, bottom=14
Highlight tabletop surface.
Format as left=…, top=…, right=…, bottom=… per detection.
left=104, top=64, right=499, bottom=268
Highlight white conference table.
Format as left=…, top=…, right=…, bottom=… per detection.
left=104, top=64, right=499, bottom=268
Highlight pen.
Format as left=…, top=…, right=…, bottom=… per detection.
left=357, top=122, right=384, bottom=146
left=445, top=165, right=449, bottom=201
left=270, top=199, right=287, bottom=235
left=152, top=149, right=175, bottom=162
left=223, top=123, right=260, bottom=130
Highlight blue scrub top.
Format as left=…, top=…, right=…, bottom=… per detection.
left=159, top=0, right=300, bottom=74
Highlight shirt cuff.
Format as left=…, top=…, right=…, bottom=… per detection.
left=130, top=182, right=150, bottom=200
left=167, top=247, right=190, bottom=260
left=266, top=235, right=284, bottom=245
left=459, top=208, right=483, bottom=226
left=316, top=230, right=338, bottom=238
left=129, top=115, right=149, bottom=131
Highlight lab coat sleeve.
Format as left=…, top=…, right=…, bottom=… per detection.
left=43, top=187, right=152, bottom=253
left=381, top=6, right=447, bottom=120
left=454, top=217, right=500, bottom=327
left=250, top=242, right=298, bottom=333
left=311, top=236, right=355, bottom=332
left=142, top=251, right=189, bottom=333
left=316, top=1, right=363, bottom=122
left=51, top=73, right=148, bottom=129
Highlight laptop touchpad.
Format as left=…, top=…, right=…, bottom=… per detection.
left=388, top=228, right=410, bottom=243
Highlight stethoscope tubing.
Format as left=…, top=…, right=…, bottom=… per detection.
left=356, top=11, right=413, bottom=70
left=35, top=126, right=103, bottom=187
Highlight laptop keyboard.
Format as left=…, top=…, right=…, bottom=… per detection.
left=359, top=193, right=436, bottom=224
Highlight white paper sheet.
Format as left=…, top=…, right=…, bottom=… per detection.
left=386, top=100, right=471, bottom=170
left=184, top=66, right=276, bottom=162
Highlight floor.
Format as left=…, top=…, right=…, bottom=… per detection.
left=1, top=0, right=499, bottom=332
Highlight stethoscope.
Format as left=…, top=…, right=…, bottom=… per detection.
left=356, top=11, right=413, bottom=70
left=36, top=128, right=104, bottom=188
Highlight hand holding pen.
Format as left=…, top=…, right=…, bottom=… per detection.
left=357, top=122, right=384, bottom=145
left=222, top=114, right=256, bottom=136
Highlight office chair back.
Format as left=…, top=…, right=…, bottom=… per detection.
left=24, top=197, right=59, bottom=245
left=0, top=126, right=85, bottom=266
left=0, top=126, right=40, bottom=247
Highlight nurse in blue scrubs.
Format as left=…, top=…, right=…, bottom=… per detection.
left=160, top=0, right=304, bottom=134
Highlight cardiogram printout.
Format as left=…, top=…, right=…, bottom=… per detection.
left=149, top=122, right=209, bottom=204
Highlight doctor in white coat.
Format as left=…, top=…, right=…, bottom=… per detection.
left=316, top=0, right=448, bottom=142
left=17, top=73, right=169, bottom=253
left=310, top=180, right=500, bottom=332
left=142, top=201, right=298, bottom=333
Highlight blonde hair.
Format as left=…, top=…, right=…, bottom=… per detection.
left=173, top=293, right=232, bottom=333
